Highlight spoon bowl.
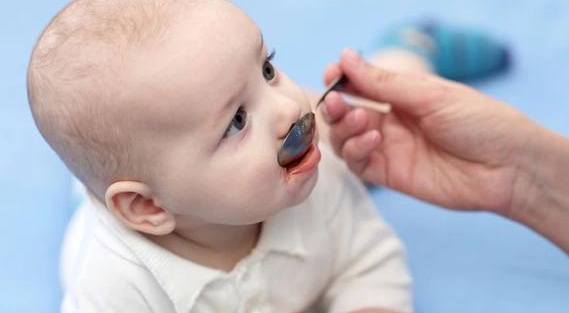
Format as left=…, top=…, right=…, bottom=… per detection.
left=277, top=112, right=316, bottom=167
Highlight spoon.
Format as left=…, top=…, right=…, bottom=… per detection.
left=277, top=75, right=347, bottom=167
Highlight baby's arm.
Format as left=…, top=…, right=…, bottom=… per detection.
left=318, top=157, right=412, bottom=313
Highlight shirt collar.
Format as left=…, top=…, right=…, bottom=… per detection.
left=87, top=191, right=308, bottom=312
left=88, top=193, right=220, bottom=312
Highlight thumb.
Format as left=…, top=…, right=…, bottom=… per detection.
left=339, top=48, right=449, bottom=118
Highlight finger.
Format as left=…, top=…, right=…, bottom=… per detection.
left=320, top=91, right=349, bottom=124
left=323, top=63, right=342, bottom=86
left=329, top=107, right=370, bottom=157
left=339, top=48, right=450, bottom=118
left=342, top=130, right=382, bottom=176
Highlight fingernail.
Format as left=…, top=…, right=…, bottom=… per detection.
left=342, top=48, right=362, bottom=69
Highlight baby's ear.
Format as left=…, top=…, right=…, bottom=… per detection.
left=105, top=181, right=175, bottom=236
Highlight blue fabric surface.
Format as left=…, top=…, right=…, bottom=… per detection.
left=2, top=1, right=568, bottom=313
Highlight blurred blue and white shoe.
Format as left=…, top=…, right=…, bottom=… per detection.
left=375, top=19, right=511, bottom=81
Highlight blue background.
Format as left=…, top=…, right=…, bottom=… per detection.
left=2, top=1, right=568, bottom=312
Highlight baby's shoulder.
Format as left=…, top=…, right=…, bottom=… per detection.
left=61, top=204, right=169, bottom=310
left=61, top=203, right=150, bottom=287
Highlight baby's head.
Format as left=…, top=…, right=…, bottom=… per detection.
left=28, top=0, right=320, bottom=235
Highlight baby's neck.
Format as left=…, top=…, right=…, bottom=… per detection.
left=147, top=222, right=262, bottom=272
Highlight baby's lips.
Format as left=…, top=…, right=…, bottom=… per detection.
left=277, top=112, right=316, bottom=167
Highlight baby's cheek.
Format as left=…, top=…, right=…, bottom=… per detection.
left=245, top=157, right=284, bottom=195
left=249, top=158, right=281, bottom=187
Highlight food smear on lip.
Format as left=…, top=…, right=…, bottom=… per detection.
left=286, top=144, right=321, bottom=175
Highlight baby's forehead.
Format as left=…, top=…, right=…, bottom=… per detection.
left=166, top=0, right=260, bottom=46
left=128, top=0, right=261, bottom=77
left=122, top=1, right=263, bottom=133
left=129, top=2, right=262, bottom=89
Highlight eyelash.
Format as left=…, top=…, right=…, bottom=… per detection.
left=223, top=106, right=247, bottom=138
left=267, top=49, right=276, bottom=62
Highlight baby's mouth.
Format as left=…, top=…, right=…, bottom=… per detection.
left=277, top=112, right=316, bottom=169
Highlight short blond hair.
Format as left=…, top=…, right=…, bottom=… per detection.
left=27, top=0, right=181, bottom=197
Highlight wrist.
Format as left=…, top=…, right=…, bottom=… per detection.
left=507, top=124, right=569, bottom=252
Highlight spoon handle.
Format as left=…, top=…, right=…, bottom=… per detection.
left=347, top=96, right=391, bottom=114
left=315, top=75, right=348, bottom=109
left=315, top=74, right=391, bottom=114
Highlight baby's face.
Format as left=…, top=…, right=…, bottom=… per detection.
left=125, top=1, right=319, bottom=226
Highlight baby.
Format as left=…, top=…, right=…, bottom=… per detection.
left=27, top=0, right=411, bottom=312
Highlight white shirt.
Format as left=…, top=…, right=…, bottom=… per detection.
left=60, top=146, right=412, bottom=313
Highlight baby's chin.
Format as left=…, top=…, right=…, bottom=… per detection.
left=285, top=168, right=319, bottom=206
left=253, top=173, right=318, bottom=223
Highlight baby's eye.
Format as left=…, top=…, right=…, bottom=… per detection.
left=223, top=106, right=247, bottom=138
left=262, top=50, right=277, bottom=83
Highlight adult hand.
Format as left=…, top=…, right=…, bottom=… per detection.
left=321, top=49, right=540, bottom=216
